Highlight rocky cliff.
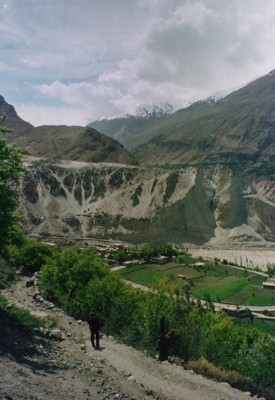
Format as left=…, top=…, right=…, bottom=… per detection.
left=17, top=158, right=275, bottom=245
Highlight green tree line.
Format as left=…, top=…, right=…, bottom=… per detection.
left=38, top=246, right=275, bottom=390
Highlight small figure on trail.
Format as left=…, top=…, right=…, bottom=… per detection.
left=157, top=316, right=179, bottom=362
left=87, top=311, right=100, bottom=349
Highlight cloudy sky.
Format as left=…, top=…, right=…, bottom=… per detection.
left=1, top=0, right=275, bottom=126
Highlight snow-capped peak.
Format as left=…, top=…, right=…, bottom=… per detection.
left=135, top=103, right=174, bottom=119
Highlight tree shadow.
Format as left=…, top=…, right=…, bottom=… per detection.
left=0, top=307, right=59, bottom=374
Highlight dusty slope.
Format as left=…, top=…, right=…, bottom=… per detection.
left=18, top=158, right=275, bottom=244
left=0, top=277, right=264, bottom=400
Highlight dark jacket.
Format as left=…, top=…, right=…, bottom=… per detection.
left=88, top=313, right=100, bottom=332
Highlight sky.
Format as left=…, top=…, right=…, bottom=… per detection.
left=1, top=0, right=275, bottom=127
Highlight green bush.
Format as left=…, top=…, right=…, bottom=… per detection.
left=0, top=116, right=26, bottom=252
left=189, top=358, right=256, bottom=393
left=38, top=244, right=275, bottom=389
left=0, top=256, right=17, bottom=288
left=8, top=238, right=56, bottom=274
left=127, top=242, right=177, bottom=261
left=39, top=246, right=110, bottom=311
left=0, top=295, right=44, bottom=330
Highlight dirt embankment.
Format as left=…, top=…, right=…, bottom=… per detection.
left=0, top=277, right=266, bottom=400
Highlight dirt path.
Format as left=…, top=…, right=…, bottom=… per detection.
left=0, top=277, right=264, bottom=400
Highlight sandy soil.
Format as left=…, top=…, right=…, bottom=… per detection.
left=0, top=277, right=265, bottom=400
left=189, top=248, right=275, bottom=271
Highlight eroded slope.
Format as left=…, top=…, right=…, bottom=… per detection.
left=18, top=158, right=275, bottom=244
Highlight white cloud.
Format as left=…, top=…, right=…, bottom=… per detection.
left=17, top=103, right=86, bottom=127
left=3, top=0, right=275, bottom=125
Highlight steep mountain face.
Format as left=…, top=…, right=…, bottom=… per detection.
left=134, top=71, right=275, bottom=164
left=18, top=158, right=275, bottom=244
left=15, top=125, right=137, bottom=165
left=89, top=72, right=275, bottom=165
left=2, top=78, right=275, bottom=246
left=0, top=95, right=33, bottom=135
left=88, top=103, right=177, bottom=151
left=0, top=96, right=137, bottom=165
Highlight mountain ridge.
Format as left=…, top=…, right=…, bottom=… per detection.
left=0, top=95, right=137, bottom=165
left=88, top=71, right=275, bottom=165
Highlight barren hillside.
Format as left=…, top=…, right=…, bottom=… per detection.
left=18, top=157, right=275, bottom=245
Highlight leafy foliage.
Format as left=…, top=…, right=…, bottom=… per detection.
left=40, top=246, right=111, bottom=314
left=126, top=242, right=177, bottom=261
left=0, top=295, right=44, bottom=330
left=0, top=116, right=26, bottom=251
left=8, top=236, right=56, bottom=274
left=39, top=244, right=275, bottom=389
left=0, top=256, right=17, bottom=288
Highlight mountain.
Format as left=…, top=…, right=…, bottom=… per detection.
left=18, top=158, right=275, bottom=244
left=0, top=95, right=33, bottom=135
left=134, top=103, right=174, bottom=118
left=2, top=78, right=275, bottom=246
left=88, top=103, right=176, bottom=151
left=89, top=71, right=275, bottom=165
left=134, top=71, right=275, bottom=164
left=14, top=125, right=137, bottom=165
left=0, top=96, right=137, bottom=165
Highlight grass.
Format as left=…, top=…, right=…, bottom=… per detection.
left=188, top=357, right=254, bottom=390
left=118, top=261, right=275, bottom=306
left=193, top=278, right=250, bottom=301
left=118, top=262, right=201, bottom=286
left=0, top=256, right=18, bottom=289
left=234, top=318, right=275, bottom=336
left=119, top=263, right=169, bottom=286
left=0, top=295, right=45, bottom=330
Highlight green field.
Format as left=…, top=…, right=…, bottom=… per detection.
left=118, top=262, right=201, bottom=286
left=117, top=262, right=275, bottom=306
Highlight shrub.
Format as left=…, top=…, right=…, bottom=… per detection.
left=0, top=256, right=17, bottom=288
left=38, top=244, right=275, bottom=390
left=9, top=238, right=56, bottom=274
left=39, top=246, right=110, bottom=312
left=0, top=295, right=44, bottom=331
left=189, top=358, right=256, bottom=392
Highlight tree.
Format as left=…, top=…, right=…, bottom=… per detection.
left=39, top=246, right=110, bottom=310
left=8, top=237, right=56, bottom=274
left=0, top=116, right=26, bottom=251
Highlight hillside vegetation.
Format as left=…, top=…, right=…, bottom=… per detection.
left=1, top=237, right=275, bottom=398
left=34, top=244, right=275, bottom=391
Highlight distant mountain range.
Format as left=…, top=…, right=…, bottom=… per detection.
left=88, top=103, right=176, bottom=151
left=1, top=74, right=275, bottom=245
left=88, top=71, right=275, bottom=165
left=2, top=69, right=275, bottom=166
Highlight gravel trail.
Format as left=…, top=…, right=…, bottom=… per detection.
left=0, top=277, right=265, bottom=400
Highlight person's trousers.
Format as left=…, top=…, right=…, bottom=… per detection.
left=90, top=329, right=99, bottom=348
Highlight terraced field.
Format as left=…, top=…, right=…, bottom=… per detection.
left=118, top=262, right=275, bottom=306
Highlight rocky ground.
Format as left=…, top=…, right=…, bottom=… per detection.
left=0, top=276, right=267, bottom=400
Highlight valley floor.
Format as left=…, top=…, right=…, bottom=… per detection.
left=188, top=245, right=275, bottom=271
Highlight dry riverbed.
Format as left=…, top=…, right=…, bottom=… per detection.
left=189, top=246, right=275, bottom=271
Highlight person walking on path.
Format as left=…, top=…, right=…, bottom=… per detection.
left=87, top=312, right=100, bottom=349
left=157, top=316, right=180, bottom=361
